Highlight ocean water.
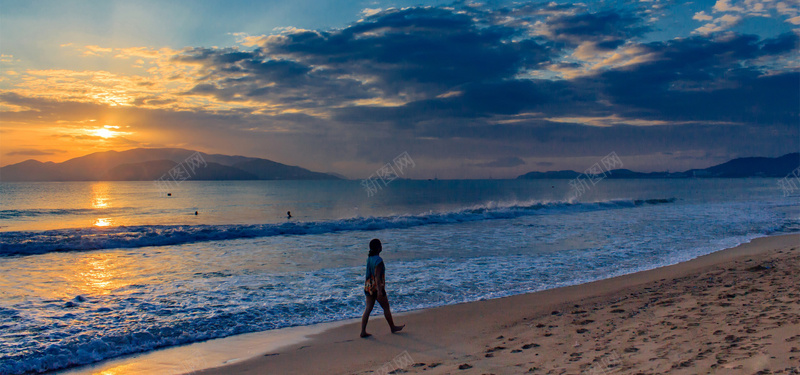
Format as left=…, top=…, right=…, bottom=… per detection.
left=0, top=179, right=798, bottom=373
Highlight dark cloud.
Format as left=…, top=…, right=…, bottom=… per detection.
left=760, top=32, right=800, bottom=54
left=465, top=1, right=583, bottom=31
left=544, top=10, right=649, bottom=48
left=333, top=79, right=605, bottom=129
left=585, top=33, right=800, bottom=125
left=180, top=6, right=554, bottom=108
left=175, top=47, right=371, bottom=107
left=268, top=7, right=552, bottom=89
left=172, top=48, right=256, bottom=66
left=171, top=5, right=797, bottom=135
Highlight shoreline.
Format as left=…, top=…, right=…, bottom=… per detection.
left=57, top=320, right=357, bottom=375
left=62, top=233, right=800, bottom=375
left=198, top=233, right=799, bottom=374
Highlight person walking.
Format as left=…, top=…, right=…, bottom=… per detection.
left=360, top=238, right=405, bottom=337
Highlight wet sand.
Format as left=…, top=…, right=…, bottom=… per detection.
left=199, top=234, right=800, bottom=375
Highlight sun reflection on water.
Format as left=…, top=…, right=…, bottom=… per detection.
left=91, top=182, right=112, bottom=209
left=74, top=254, right=123, bottom=295
left=91, top=182, right=116, bottom=227
left=94, top=218, right=113, bottom=227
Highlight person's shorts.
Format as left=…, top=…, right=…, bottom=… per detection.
left=365, top=288, right=387, bottom=298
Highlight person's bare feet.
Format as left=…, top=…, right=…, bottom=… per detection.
left=360, top=332, right=372, bottom=338
left=391, top=324, right=405, bottom=333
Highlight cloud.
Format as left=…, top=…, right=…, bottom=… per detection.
left=82, top=45, right=112, bottom=56
left=232, top=32, right=269, bottom=47
left=540, top=10, right=649, bottom=47
left=5, top=148, right=66, bottom=156
left=360, top=8, right=382, bottom=17
left=160, top=6, right=559, bottom=121
left=713, top=0, right=744, bottom=13
left=693, top=11, right=713, bottom=22
left=267, top=8, right=552, bottom=93
left=694, top=14, right=742, bottom=34
left=10, top=4, right=794, bottom=128
left=695, top=0, right=800, bottom=32
left=587, top=32, right=799, bottom=122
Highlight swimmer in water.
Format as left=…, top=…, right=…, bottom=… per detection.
left=287, top=211, right=292, bottom=219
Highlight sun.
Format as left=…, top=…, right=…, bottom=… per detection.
left=91, top=125, right=121, bottom=139
left=93, top=128, right=115, bottom=138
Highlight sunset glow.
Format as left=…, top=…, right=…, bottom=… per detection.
left=0, top=0, right=797, bottom=176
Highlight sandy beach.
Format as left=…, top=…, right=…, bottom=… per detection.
left=197, top=234, right=800, bottom=375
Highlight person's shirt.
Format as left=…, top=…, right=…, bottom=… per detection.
left=364, top=255, right=385, bottom=293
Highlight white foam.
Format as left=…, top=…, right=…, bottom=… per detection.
left=0, top=198, right=676, bottom=255
left=57, top=319, right=354, bottom=375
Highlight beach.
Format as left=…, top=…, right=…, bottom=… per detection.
left=3, top=0, right=798, bottom=372
left=198, top=234, right=800, bottom=375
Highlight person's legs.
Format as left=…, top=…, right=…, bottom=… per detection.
left=360, top=294, right=376, bottom=338
left=376, top=294, right=404, bottom=333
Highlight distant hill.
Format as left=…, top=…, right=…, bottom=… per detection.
left=102, top=160, right=258, bottom=180
left=684, top=153, right=799, bottom=178
left=518, top=153, right=799, bottom=179
left=325, top=172, right=349, bottom=180
left=0, top=160, right=61, bottom=181
left=232, top=159, right=335, bottom=180
left=603, top=169, right=687, bottom=179
left=0, top=148, right=341, bottom=181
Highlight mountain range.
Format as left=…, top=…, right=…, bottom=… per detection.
left=0, top=148, right=341, bottom=181
left=518, top=153, right=799, bottom=179
left=2, top=149, right=796, bottom=182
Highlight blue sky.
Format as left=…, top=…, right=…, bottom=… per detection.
left=1, top=0, right=453, bottom=68
left=1, top=0, right=798, bottom=177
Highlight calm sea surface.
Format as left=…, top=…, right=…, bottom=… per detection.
left=1, top=179, right=797, bottom=373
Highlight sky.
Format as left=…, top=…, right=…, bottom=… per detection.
left=0, top=0, right=798, bottom=178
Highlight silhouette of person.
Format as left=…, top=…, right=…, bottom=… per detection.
left=287, top=211, right=292, bottom=219
left=360, top=238, right=404, bottom=337
left=194, top=211, right=198, bottom=215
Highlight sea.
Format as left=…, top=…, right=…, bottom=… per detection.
left=0, top=179, right=798, bottom=374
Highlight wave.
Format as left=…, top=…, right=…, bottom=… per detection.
left=0, top=207, right=133, bottom=219
left=0, top=198, right=676, bottom=256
